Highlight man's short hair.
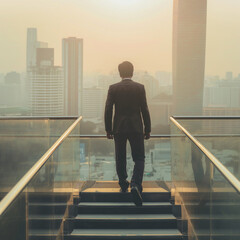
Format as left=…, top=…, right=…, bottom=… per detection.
left=118, top=61, right=134, bottom=78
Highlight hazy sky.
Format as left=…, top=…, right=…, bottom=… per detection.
left=0, top=0, right=240, bottom=77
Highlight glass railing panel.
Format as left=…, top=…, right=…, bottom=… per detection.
left=0, top=118, right=81, bottom=240
left=0, top=118, right=76, bottom=136
left=78, top=137, right=115, bottom=181
left=26, top=119, right=80, bottom=239
left=78, top=136, right=171, bottom=182
left=175, top=118, right=240, bottom=181
left=144, top=137, right=172, bottom=182
left=171, top=120, right=212, bottom=238
left=175, top=118, right=240, bottom=135
left=210, top=166, right=240, bottom=239
left=171, top=119, right=240, bottom=239
left=26, top=142, right=72, bottom=239
left=0, top=118, right=76, bottom=200
left=0, top=190, right=27, bottom=240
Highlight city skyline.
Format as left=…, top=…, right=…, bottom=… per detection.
left=1, top=0, right=240, bottom=77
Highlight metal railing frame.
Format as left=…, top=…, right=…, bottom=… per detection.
left=0, top=116, right=79, bottom=120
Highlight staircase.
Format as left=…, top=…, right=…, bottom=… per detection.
left=65, top=187, right=184, bottom=240
left=182, top=192, right=240, bottom=240
left=4, top=185, right=240, bottom=240
left=28, top=192, right=71, bottom=240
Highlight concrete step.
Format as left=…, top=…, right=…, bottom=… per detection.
left=80, top=192, right=170, bottom=202
left=78, top=202, right=172, bottom=214
left=69, top=213, right=177, bottom=229
left=68, top=228, right=183, bottom=240
left=28, top=192, right=71, bottom=203
left=29, top=215, right=63, bottom=229
left=29, top=202, right=67, bottom=215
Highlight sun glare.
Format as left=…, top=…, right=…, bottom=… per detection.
left=110, top=0, right=139, bottom=7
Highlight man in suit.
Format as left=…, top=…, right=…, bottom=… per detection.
left=104, top=61, right=151, bottom=206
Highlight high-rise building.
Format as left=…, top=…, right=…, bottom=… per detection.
left=36, top=48, right=54, bottom=67
left=226, top=72, right=233, bottom=81
left=204, top=86, right=240, bottom=108
left=172, top=0, right=207, bottom=115
left=133, top=71, right=159, bottom=99
left=149, top=94, right=173, bottom=127
left=237, top=74, right=240, bottom=81
left=62, top=37, right=83, bottom=116
left=28, top=66, right=64, bottom=116
left=36, top=41, right=48, bottom=48
left=4, top=72, right=20, bottom=84
left=27, top=28, right=49, bottom=70
left=27, top=28, right=64, bottom=116
left=26, top=28, right=37, bottom=69
left=0, top=74, right=22, bottom=108
left=155, top=71, right=172, bottom=86
left=82, top=87, right=105, bottom=121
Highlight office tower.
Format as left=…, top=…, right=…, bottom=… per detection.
left=27, top=28, right=48, bottom=70
left=149, top=94, right=173, bottom=127
left=82, top=87, right=105, bottom=121
left=36, top=48, right=54, bottom=67
left=36, top=41, right=48, bottom=48
left=155, top=71, right=172, bottom=86
left=27, top=32, right=64, bottom=116
left=62, top=37, right=83, bottom=116
left=133, top=72, right=159, bottom=99
left=172, top=0, right=207, bottom=115
left=4, top=72, right=20, bottom=84
left=28, top=66, right=64, bottom=116
left=204, top=86, right=240, bottom=108
left=26, top=28, right=37, bottom=69
left=237, top=74, right=240, bottom=81
left=226, top=72, right=233, bottom=81
left=0, top=72, right=22, bottom=108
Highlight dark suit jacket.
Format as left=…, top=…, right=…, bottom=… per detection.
left=104, top=79, right=151, bottom=134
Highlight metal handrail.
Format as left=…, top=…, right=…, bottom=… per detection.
left=0, top=116, right=82, bottom=216
left=2, top=134, right=240, bottom=138
left=0, top=134, right=173, bottom=138
left=173, top=116, right=240, bottom=119
left=78, top=134, right=240, bottom=138
left=0, top=116, right=78, bottom=120
left=170, top=116, right=240, bottom=193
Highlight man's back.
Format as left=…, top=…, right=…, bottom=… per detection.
left=105, top=79, right=151, bottom=134
left=104, top=61, right=151, bottom=206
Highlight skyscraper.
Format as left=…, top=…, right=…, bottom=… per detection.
left=28, top=49, right=64, bottom=116
left=172, top=0, right=207, bottom=115
left=27, top=28, right=64, bottom=116
left=36, top=48, right=54, bottom=67
left=226, top=72, right=233, bottom=81
left=62, top=37, right=83, bottom=116
left=82, top=87, right=105, bottom=121
left=26, top=28, right=37, bottom=69
left=28, top=67, right=64, bottom=116
left=26, top=28, right=48, bottom=70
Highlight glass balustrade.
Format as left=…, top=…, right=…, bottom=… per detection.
left=76, top=135, right=172, bottom=183
left=0, top=117, right=81, bottom=240
left=0, top=118, right=77, bottom=200
left=176, top=117, right=240, bottom=181
left=1, top=116, right=240, bottom=240
left=171, top=118, right=240, bottom=239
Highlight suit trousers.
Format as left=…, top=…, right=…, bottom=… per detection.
left=113, top=133, right=145, bottom=191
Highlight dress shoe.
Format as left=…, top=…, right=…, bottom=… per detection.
left=119, top=180, right=129, bottom=193
left=131, top=186, right=142, bottom=206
